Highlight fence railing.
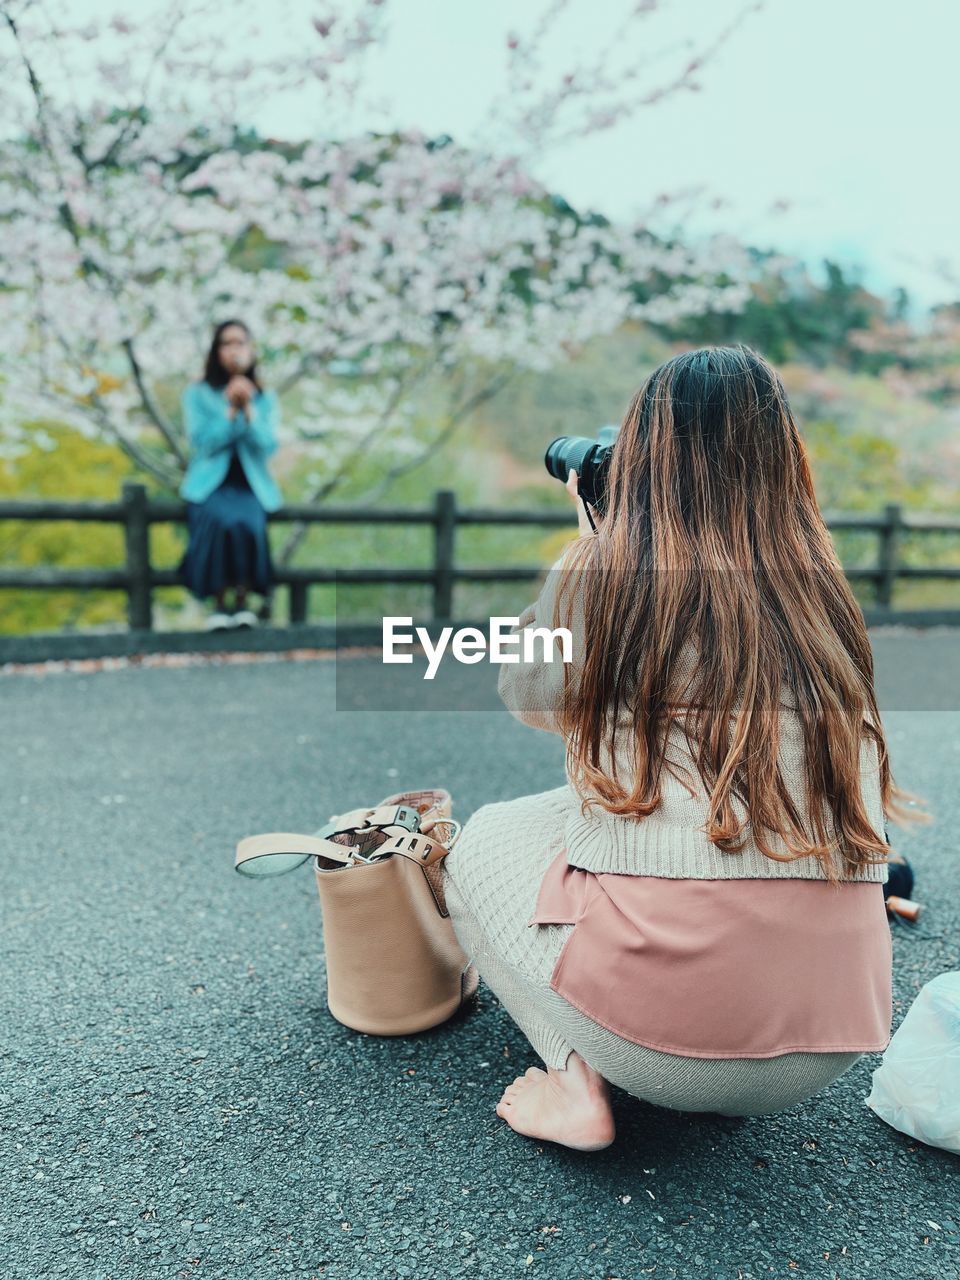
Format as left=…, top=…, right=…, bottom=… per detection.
left=1, top=484, right=960, bottom=631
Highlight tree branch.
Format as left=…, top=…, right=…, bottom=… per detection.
left=275, top=368, right=422, bottom=566
left=87, top=395, right=181, bottom=488
left=121, top=337, right=187, bottom=467
left=275, top=348, right=337, bottom=398
left=42, top=316, right=180, bottom=489
left=360, top=369, right=516, bottom=506
left=3, top=9, right=190, bottom=479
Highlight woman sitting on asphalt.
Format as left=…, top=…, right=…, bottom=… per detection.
left=442, top=343, right=920, bottom=1152
left=178, top=319, right=282, bottom=631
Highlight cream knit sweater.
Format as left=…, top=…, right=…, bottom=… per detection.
left=497, top=547, right=889, bottom=885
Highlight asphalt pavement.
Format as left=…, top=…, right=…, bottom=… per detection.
left=1, top=631, right=958, bottom=1280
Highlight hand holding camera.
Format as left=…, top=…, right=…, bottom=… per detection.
left=545, top=426, right=617, bottom=533
left=566, top=469, right=602, bottom=536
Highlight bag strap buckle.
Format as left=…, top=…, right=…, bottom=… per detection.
left=359, top=804, right=420, bottom=833
left=373, top=820, right=463, bottom=868
left=328, top=803, right=420, bottom=839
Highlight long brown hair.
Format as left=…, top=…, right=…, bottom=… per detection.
left=552, top=344, right=924, bottom=884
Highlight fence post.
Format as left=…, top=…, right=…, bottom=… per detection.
left=876, top=503, right=902, bottom=608
left=433, top=489, right=457, bottom=619
left=289, top=581, right=309, bottom=624
left=122, top=481, right=152, bottom=630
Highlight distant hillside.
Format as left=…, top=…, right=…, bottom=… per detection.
left=452, top=321, right=960, bottom=511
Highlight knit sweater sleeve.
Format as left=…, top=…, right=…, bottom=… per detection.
left=497, top=544, right=587, bottom=735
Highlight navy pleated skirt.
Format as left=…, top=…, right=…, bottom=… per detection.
left=178, top=452, right=273, bottom=600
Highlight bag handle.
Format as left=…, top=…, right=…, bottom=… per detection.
left=235, top=831, right=358, bottom=876
left=235, top=820, right=460, bottom=877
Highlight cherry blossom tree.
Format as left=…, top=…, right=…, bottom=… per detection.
left=849, top=302, right=960, bottom=405
left=0, top=0, right=762, bottom=511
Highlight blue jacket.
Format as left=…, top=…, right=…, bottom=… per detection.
left=179, top=381, right=283, bottom=512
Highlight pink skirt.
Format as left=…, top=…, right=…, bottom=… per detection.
left=527, top=851, right=893, bottom=1059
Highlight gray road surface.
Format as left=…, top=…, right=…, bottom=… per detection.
left=1, top=631, right=958, bottom=1279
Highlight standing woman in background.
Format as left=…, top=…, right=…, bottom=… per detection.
left=178, top=320, right=282, bottom=630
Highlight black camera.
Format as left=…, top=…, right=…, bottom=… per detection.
left=544, top=425, right=618, bottom=516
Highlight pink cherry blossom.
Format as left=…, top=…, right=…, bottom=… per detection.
left=0, top=0, right=757, bottom=500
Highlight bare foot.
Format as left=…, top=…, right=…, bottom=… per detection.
left=494, top=1050, right=615, bottom=1151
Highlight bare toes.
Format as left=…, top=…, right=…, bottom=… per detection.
left=494, top=1060, right=617, bottom=1151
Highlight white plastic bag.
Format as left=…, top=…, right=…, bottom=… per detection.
left=865, top=970, right=960, bottom=1155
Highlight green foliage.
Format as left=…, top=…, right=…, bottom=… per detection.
left=274, top=412, right=571, bottom=626
left=4, top=316, right=960, bottom=634
left=653, top=254, right=905, bottom=371
left=0, top=425, right=182, bottom=634
left=470, top=322, right=672, bottom=469
left=802, top=418, right=960, bottom=610
left=803, top=420, right=914, bottom=511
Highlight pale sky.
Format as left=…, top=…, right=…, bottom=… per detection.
left=347, top=0, right=958, bottom=321
left=58, top=0, right=960, bottom=320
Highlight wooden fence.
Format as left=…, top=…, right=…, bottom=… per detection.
left=2, top=483, right=960, bottom=631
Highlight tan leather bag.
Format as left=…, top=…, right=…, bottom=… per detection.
left=234, top=788, right=479, bottom=1035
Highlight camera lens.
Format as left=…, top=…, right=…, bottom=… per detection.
left=544, top=432, right=617, bottom=516
left=544, top=436, right=598, bottom=483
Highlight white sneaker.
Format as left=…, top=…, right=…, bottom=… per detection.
left=204, top=611, right=233, bottom=632
left=232, top=609, right=259, bottom=629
